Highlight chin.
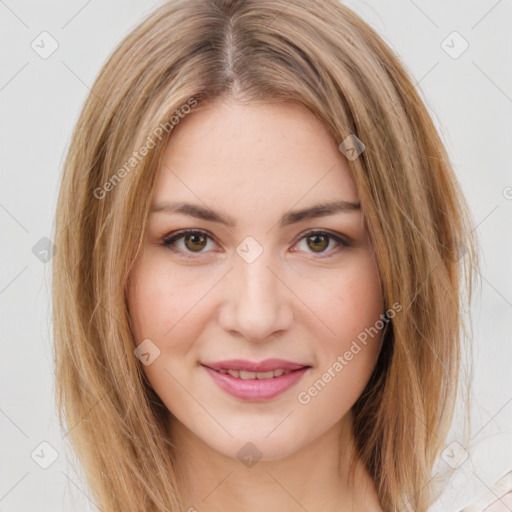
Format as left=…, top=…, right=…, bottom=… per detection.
left=206, top=430, right=304, bottom=464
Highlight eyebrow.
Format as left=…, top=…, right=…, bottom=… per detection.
left=150, top=199, right=360, bottom=228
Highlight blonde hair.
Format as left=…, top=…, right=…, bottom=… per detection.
left=52, top=0, right=478, bottom=510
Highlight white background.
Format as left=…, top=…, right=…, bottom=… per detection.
left=1, top=0, right=511, bottom=510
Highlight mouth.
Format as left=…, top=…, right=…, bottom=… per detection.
left=209, top=367, right=302, bottom=380
left=201, top=358, right=310, bottom=373
left=200, top=359, right=311, bottom=401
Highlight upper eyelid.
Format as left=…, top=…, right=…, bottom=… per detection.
left=163, top=228, right=216, bottom=244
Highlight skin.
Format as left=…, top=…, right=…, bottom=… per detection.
left=127, top=98, right=385, bottom=512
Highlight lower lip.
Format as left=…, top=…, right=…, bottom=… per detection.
left=202, top=366, right=309, bottom=401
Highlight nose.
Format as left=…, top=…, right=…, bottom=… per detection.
left=218, top=247, right=294, bottom=343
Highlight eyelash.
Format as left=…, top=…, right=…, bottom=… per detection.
left=161, top=229, right=351, bottom=259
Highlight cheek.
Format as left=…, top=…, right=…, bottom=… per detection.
left=128, top=251, right=204, bottom=344
left=336, top=258, right=383, bottom=346
left=295, top=253, right=383, bottom=410
left=306, top=252, right=383, bottom=350
left=127, top=256, right=206, bottom=402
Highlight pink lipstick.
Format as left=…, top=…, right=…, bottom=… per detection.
left=201, top=358, right=310, bottom=401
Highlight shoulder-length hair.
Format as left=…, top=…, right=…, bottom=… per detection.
left=52, top=0, right=478, bottom=510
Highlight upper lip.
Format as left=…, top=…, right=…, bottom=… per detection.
left=202, top=358, right=310, bottom=372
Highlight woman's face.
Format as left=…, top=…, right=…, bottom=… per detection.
left=127, top=98, right=384, bottom=461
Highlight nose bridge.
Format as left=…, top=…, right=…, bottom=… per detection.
left=239, top=252, right=277, bottom=304
left=220, top=239, right=293, bottom=341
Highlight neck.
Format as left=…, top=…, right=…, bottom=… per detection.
left=167, top=410, right=383, bottom=512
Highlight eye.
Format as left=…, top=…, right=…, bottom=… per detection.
left=293, top=230, right=351, bottom=257
left=162, top=229, right=217, bottom=257
left=162, top=228, right=351, bottom=259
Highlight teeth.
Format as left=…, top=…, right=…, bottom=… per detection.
left=219, top=368, right=294, bottom=379
left=239, top=370, right=257, bottom=379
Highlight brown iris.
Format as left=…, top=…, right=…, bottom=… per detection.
left=306, top=233, right=329, bottom=252
left=184, top=233, right=207, bottom=251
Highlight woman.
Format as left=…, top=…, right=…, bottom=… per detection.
left=52, top=0, right=478, bottom=510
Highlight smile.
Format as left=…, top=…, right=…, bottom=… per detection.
left=215, top=368, right=294, bottom=379
left=201, top=360, right=310, bottom=401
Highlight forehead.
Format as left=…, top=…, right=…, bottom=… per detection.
left=153, top=99, right=359, bottom=215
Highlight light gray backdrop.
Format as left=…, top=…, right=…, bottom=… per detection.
left=1, top=0, right=511, bottom=510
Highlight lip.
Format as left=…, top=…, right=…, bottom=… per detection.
left=202, top=358, right=308, bottom=372
left=201, top=360, right=310, bottom=402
